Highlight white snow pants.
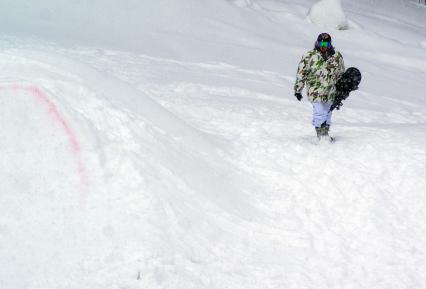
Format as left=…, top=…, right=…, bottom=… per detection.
left=312, top=102, right=333, bottom=127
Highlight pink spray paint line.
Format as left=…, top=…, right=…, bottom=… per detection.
left=0, top=84, right=88, bottom=188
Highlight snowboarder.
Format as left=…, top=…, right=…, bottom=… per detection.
left=294, top=33, right=345, bottom=141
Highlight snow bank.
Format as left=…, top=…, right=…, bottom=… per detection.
left=342, top=0, right=426, bottom=30
left=0, top=46, right=265, bottom=289
left=0, top=0, right=244, bottom=57
left=309, top=0, right=349, bottom=30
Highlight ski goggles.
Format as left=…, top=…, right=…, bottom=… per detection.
left=319, top=41, right=331, bottom=48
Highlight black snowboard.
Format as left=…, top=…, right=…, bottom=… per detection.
left=330, top=67, right=362, bottom=112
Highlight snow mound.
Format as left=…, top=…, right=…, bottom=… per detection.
left=230, top=0, right=261, bottom=9
left=308, top=0, right=349, bottom=30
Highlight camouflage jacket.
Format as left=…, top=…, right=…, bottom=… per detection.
left=294, top=48, right=345, bottom=103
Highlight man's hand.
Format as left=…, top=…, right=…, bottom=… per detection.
left=295, top=92, right=303, bottom=101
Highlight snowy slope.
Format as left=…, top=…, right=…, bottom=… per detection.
left=0, top=1, right=426, bottom=289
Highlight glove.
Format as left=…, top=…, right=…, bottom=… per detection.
left=295, top=92, right=303, bottom=101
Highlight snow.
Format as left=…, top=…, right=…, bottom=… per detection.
left=0, top=1, right=425, bottom=289
left=308, top=0, right=350, bottom=30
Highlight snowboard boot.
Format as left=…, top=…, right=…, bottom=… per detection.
left=316, top=123, right=334, bottom=142
left=315, top=127, right=323, bottom=139
left=321, top=123, right=334, bottom=142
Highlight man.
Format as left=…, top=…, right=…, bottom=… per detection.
left=294, top=33, right=345, bottom=141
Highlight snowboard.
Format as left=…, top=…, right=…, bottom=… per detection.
left=330, top=67, right=362, bottom=112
